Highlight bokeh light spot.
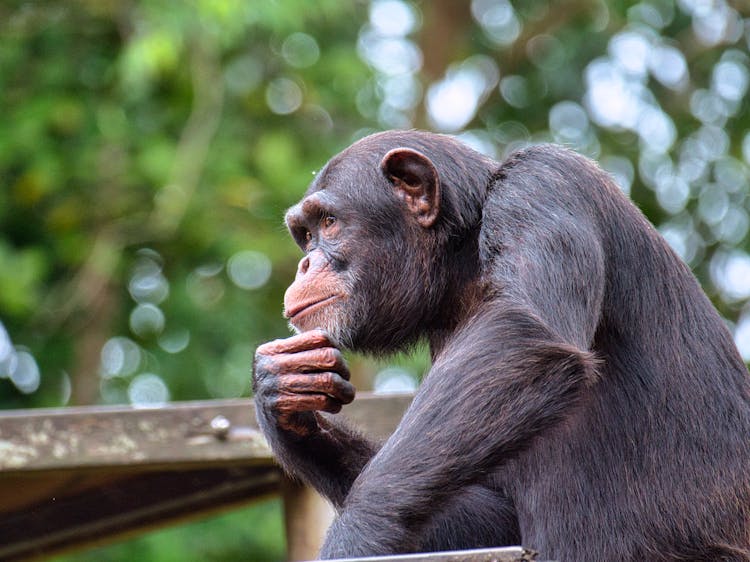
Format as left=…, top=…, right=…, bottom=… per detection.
left=129, top=303, right=166, bottom=338
left=282, top=33, right=320, bottom=68
left=601, top=155, right=634, bottom=196
left=10, top=350, right=40, bottom=394
left=128, top=373, right=170, bottom=408
left=100, top=337, right=142, bottom=378
left=374, top=367, right=418, bottom=394
left=158, top=329, right=190, bottom=354
left=710, top=250, right=750, bottom=301
left=471, top=0, right=521, bottom=47
left=735, top=313, right=750, bottom=362
left=266, top=78, right=303, bottom=115
left=227, top=250, right=272, bottom=290
left=370, top=0, right=418, bottom=37
left=129, top=254, right=169, bottom=304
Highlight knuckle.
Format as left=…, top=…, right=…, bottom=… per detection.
left=257, top=335, right=295, bottom=355
left=279, top=374, right=304, bottom=393
left=310, top=328, right=328, bottom=340
left=318, top=329, right=341, bottom=348
left=321, top=372, right=337, bottom=392
left=309, top=329, right=332, bottom=347
left=326, top=348, right=340, bottom=368
left=255, top=339, right=278, bottom=355
left=332, top=350, right=350, bottom=377
left=320, top=347, right=343, bottom=370
left=273, top=394, right=297, bottom=415
left=319, top=348, right=333, bottom=367
left=331, top=371, right=345, bottom=387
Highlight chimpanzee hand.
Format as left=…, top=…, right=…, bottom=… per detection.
left=253, top=329, right=355, bottom=437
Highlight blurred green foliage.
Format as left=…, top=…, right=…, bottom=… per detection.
left=50, top=498, right=285, bottom=562
left=1, top=0, right=750, bottom=559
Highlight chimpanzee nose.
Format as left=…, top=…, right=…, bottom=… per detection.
left=298, top=256, right=310, bottom=276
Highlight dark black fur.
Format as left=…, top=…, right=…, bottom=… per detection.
left=254, top=130, right=750, bottom=561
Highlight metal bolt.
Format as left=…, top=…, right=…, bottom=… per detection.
left=210, top=415, right=231, bottom=440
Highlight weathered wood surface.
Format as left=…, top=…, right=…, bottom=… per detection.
left=0, top=393, right=414, bottom=472
left=0, top=393, right=413, bottom=561
left=324, top=547, right=537, bottom=562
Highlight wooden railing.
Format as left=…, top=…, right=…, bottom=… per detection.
left=0, top=394, right=411, bottom=560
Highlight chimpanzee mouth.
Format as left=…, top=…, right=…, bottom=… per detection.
left=286, top=295, right=341, bottom=320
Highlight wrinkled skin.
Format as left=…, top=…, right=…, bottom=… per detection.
left=253, top=330, right=353, bottom=436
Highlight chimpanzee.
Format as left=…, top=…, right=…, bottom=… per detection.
left=252, top=130, right=750, bottom=561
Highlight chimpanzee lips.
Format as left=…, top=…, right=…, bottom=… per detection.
left=285, top=295, right=340, bottom=320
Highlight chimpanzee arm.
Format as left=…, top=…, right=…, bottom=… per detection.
left=320, top=306, right=598, bottom=556
left=256, top=408, right=378, bottom=509
left=253, top=331, right=379, bottom=508
left=418, top=484, right=521, bottom=551
left=319, top=189, right=606, bottom=557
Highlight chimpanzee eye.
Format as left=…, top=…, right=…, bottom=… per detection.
left=323, top=216, right=337, bottom=229
left=305, top=230, right=312, bottom=242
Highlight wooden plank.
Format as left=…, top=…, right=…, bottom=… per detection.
left=0, top=466, right=280, bottom=561
left=325, top=547, right=537, bottom=562
left=0, top=393, right=414, bottom=473
left=0, top=399, right=270, bottom=472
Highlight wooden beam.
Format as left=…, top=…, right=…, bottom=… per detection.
left=0, top=466, right=280, bottom=561
left=282, top=476, right=336, bottom=562
left=0, top=393, right=414, bottom=472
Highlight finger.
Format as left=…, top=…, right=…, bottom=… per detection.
left=270, top=347, right=349, bottom=379
left=279, top=372, right=355, bottom=404
left=275, top=392, right=344, bottom=415
left=256, top=329, right=334, bottom=356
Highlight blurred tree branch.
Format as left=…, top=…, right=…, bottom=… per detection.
left=149, top=35, right=225, bottom=240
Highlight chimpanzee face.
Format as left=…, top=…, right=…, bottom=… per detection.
left=282, top=145, right=443, bottom=353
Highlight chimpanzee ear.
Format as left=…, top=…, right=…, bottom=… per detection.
left=380, top=148, right=440, bottom=228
